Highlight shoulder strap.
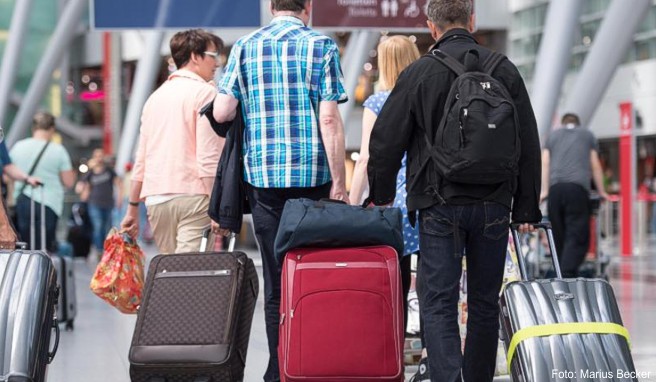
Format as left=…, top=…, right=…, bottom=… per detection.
left=482, top=51, right=506, bottom=76
left=19, top=140, right=50, bottom=196
left=428, top=49, right=466, bottom=76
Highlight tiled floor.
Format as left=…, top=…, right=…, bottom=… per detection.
left=46, top=241, right=656, bottom=382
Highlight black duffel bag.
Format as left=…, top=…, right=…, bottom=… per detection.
left=274, top=198, right=404, bottom=262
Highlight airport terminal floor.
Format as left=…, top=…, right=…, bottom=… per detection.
left=48, top=238, right=656, bottom=382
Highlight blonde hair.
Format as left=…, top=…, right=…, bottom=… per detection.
left=377, top=35, right=420, bottom=90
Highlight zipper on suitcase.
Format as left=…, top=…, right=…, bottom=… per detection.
left=154, top=269, right=232, bottom=279
left=223, top=263, right=241, bottom=343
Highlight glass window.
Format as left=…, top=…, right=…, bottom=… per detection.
left=580, top=19, right=602, bottom=46
left=635, top=39, right=656, bottom=61
left=638, top=6, right=656, bottom=34
left=570, top=52, right=587, bottom=73
left=583, top=0, right=611, bottom=15
left=517, top=62, right=535, bottom=82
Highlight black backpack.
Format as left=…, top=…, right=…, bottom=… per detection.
left=426, top=49, right=520, bottom=185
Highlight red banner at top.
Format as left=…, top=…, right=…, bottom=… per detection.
left=312, top=0, right=429, bottom=29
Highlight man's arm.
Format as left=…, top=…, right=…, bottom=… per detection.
left=540, top=149, right=550, bottom=203
left=319, top=100, right=348, bottom=202
left=213, top=42, right=242, bottom=124
left=120, top=179, right=143, bottom=239
left=590, top=149, right=608, bottom=199
left=212, top=93, right=239, bottom=123
left=3, top=163, right=40, bottom=186
left=367, top=75, right=414, bottom=206
left=60, top=169, right=76, bottom=189
left=508, top=66, right=542, bottom=223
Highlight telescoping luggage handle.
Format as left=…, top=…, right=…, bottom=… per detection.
left=510, top=222, right=563, bottom=281
left=200, top=228, right=236, bottom=252
left=29, top=183, right=46, bottom=251
left=28, top=183, right=61, bottom=363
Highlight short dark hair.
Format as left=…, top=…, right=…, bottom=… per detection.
left=169, top=29, right=224, bottom=69
left=426, top=0, right=473, bottom=30
left=271, top=0, right=308, bottom=12
left=32, top=111, right=55, bottom=131
left=561, top=113, right=581, bottom=125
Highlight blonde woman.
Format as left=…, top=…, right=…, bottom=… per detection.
left=348, top=35, right=429, bottom=381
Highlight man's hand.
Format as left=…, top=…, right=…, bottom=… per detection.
left=517, top=223, right=536, bottom=234
left=25, top=176, right=42, bottom=187
left=120, top=213, right=139, bottom=241
left=211, top=220, right=231, bottom=237
left=330, top=185, right=349, bottom=204
left=539, top=191, right=548, bottom=204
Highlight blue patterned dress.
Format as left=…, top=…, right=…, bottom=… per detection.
left=363, top=91, right=420, bottom=255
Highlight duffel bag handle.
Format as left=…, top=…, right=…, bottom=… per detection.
left=318, top=198, right=347, bottom=205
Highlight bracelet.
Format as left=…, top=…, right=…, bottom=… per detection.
left=128, top=201, right=140, bottom=207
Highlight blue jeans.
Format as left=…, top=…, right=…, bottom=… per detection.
left=16, top=194, right=59, bottom=252
left=88, top=204, right=113, bottom=252
left=417, top=201, right=510, bottom=382
left=245, top=182, right=331, bottom=382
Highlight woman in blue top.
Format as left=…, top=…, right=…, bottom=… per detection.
left=348, top=34, right=429, bottom=382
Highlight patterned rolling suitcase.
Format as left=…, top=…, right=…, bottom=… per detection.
left=279, top=246, right=404, bottom=382
left=0, top=249, right=60, bottom=382
left=129, top=232, right=259, bottom=382
left=499, top=222, right=637, bottom=382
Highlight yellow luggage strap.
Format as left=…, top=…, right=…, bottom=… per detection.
left=507, top=322, right=631, bottom=371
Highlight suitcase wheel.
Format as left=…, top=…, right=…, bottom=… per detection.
left=65, top=320, right=74, bottom=331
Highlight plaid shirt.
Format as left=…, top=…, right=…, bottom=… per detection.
left=218, top=16, right=348, bottom=188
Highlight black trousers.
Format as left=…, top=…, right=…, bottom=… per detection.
left=245, top=182, right=331, bottom=382
left=548, top=183, right=590, bottom=277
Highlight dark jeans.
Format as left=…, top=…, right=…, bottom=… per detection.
left=245, top=182, right=331, bottom=382
left=16, top=194, right=59, bottom=252
left=548, top=183, right=590, bottom=277
left=88, top=204, right=113, bottom=252
left=418, top=201, right=510, bottom=382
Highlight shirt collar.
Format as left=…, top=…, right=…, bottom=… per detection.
left=271, top=15, right=305, bottom=27
left=430, top=28, right=478, bottom=51
left=168, top=68, right=207, bottom=83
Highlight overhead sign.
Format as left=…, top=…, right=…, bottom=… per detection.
left=312, top=0, right=429, bottom=29
left=91, top=0, right=261, bottom=29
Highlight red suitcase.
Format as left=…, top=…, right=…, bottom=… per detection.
left=279, top=246, right=404, bottom=382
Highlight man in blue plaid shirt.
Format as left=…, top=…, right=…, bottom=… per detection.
left=213, top=0, right=348, bottom=380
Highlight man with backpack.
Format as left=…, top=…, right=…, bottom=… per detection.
left=366, top=1, right=541, bottom=381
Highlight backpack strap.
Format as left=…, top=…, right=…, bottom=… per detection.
left=482, top=51, right=506, bottom=76
left=429, top=49, right=466, bottom=76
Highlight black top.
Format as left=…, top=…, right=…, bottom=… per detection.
left=367, top=28, right=542, bottom=223
left=83, top=167, right=116, bottom=209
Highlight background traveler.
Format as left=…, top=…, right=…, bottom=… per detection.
left=76, top=148, right=120, bottom=260
left=10, top=112, right=75, bottom=252
left=365, top=1, right=542, bottom=380
left=120, top=29, right=224, bottom=254
left=211, top=0, right=349, bottom=380
left=540, top=113, right=608, bottom=277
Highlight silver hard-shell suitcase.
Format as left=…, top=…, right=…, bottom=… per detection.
left=30, top=185, right=76, bottom=330
left=499, top=223, right=636, bottom=382
left=0, top=249, right=60, bottom=382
